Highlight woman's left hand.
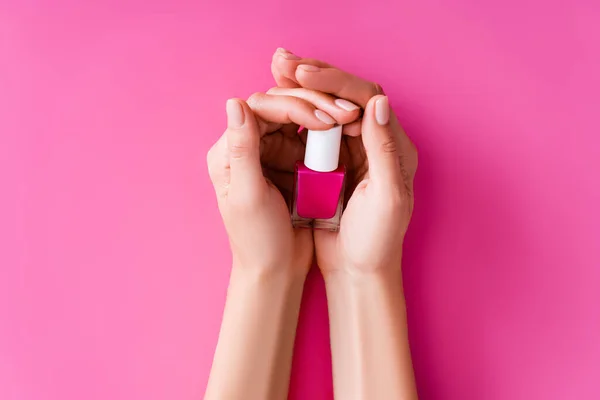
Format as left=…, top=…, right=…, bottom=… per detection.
left=207, top=91, right=360, bottom=277
left=205, top=92, right=360, bottom=399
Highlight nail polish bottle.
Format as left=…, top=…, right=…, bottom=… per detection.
left=291, top=125, right=346, bottom=231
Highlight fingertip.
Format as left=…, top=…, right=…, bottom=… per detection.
left=226, top=98, right=261, bottom=140
left=294, top=65, right=317, bottom=84
left=226, top=98, right=245, bottom=129
left=266, top=87, right=282, bottom=95
left=334, top=107, right=362, bottom=126
left=305, top=109, right=337, bottom=131
left=365, top=94, right=385, bottom=108
left=271, top=54, right=301, bottom=88
left=364, top=94, right=388, bottom=122
left=275, top=47, right=301, bottom=60
left=314, top=109, right=336, bottom=125
left=374, top=96, right=390, bottom=126
left=334, top=98, right=360, bottom=112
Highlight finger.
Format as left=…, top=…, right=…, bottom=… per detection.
left=342, top=120, right=362, bottom=137
left=343, top=135, right=368, bottom=182
left=361, top=95, right=401, bottom=187
left=291, top=62, right=416, bottom=181
left=270, top=49, right=384, bottom=108
left=295, top=65, right=384, bottom=108
left=225, top=99, right=266, bottom=195
left=247, top=92, right=337, bottom=131
left=266, top=87, right=361, bottom=126
left=271, top=51, right=418, bottom=186
left=260, top=132, right=305, bottom=172
left=314, top=229, right=338, bottom=258
left=263, top=168, right=294, bottom=204
left=271, top=48, right=331, bottom=88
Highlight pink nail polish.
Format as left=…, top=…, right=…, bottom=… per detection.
left=291, top=126, right=346, bottom=231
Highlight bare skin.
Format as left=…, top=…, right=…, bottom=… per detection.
left=205, top=49, right=418, bottom=400
left=205, top=90, right=358, bottom=399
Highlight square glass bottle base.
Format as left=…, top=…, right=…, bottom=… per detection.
left=291, top=200, right=343, bottom=231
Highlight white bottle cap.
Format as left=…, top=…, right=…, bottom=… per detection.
left=304, top=125, right=343, bottom=172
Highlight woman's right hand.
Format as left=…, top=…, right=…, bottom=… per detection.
left=269, top=49, right=420, bottom=400
left=270, top=49, right=419, bottom=276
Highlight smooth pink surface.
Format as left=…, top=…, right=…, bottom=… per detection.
left=295, top=162, right=345, bottom=219
left=1, top=1, right=599, bottom=399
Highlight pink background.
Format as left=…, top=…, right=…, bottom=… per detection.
left=1, top=0, right=599, bottom=399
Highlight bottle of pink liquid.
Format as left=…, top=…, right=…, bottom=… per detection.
left=291, top=125, right=346, bottom=231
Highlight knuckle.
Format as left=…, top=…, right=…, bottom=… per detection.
left=229, top=141, right=251, bottom=160
left=381, top=136, right=398, bottom=154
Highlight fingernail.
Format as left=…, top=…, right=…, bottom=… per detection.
left=226, top=99, right=245, bottom=128
left=298, top=64, right=320, bottom=72
left=277, top=48, right=301, bottom=60
left=334, top=98, right=360, bottom=112
left=314, top=109, right=336, bottom=125
left=375, top=96, right=389, bottom=125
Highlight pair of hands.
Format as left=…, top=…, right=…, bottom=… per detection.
left=207, top=48, right=418, bottom=279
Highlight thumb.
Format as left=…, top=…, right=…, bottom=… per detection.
left=361, top=95, right=401, bottom=187
left=225, top=98, right=265, bottom=196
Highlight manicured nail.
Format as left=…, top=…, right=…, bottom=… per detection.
left=226, top=99, right=245, bottom=128
left=298, top=64, right=320, bottom=72
left=334, top=98, right=360, bottom=112
left=314, top=109, right=336, bottom=125
left=277, top=48, right=301, bottom=60
left=375, top=96, right=389, bottom=125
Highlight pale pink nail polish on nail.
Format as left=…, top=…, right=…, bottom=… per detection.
left=278, top=48, right=301, bottom=60
left=291, top=125, right=346, bottom=231
left=298, top=64, right=320, bottom=72
left=375, top=96, right=390, bottom=125
left=334, top=98, right=360, bottom=111
left=314, top=109, right=336, bottom=125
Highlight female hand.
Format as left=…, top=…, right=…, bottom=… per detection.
left=269, top=49, right=420, bottom=400
left=205, top=90, right=361, bottom=400
left=206, top=90, right=360, bottom=277
left=271, top=48, right=418, bottom=275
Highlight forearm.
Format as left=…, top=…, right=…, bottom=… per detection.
left=325, top=268, right=418, bottom=400
left=205, top=267, right=305, bottom=400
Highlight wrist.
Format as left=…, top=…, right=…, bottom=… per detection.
left=230, top=261, right=308, bottom=288
left=322, top=263, right=403, bottom=283
left=323, top=266, right=406, bottom=300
